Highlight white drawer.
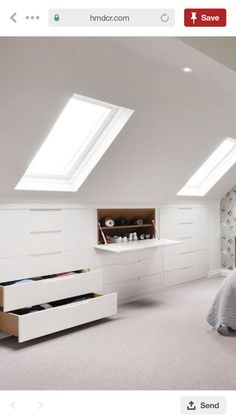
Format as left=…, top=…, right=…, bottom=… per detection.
left=62, top=209, right=92, bottom=230
left=164, top=252, right=195, bottom=272
left=29, top=231, right=63, bottom=254
left=29, top=209, right=62, bottom=231
left=0, top=293, right=117, bottom=342
left=61, top=250, right=91, bottom=272
left=177, top=222, right=194, bottom=237
left=102, top=262, right=139, bottom=285
left=138, top=273, right=162, bottom=292
left=62, top=229, right=91, bottom=251
left=92, top=250, right=138, bottom=268
left=139, top=257, right=163, bottom=276
left=161, top=208, right=194, bottom=225
left=0, top=233, right=30, bottom=257
left=164, top=266, right=195, bottom=287
left=0, top=210, right=29, bottom=233
left=0, top=270, right=103, bottom=312
left=104, top=274, right=162, bottom=301
left=193, top=249, right=208, bottom=279
left=0, top=256, right=31, bottom=282
left=102, top=264, right=127, bottom=285
left=30, top=249, right=91, bottom=278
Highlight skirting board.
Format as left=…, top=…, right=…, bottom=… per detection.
left=208, top=269, right=233, bottom=278
left=220, top=269, right=232, bottom=277
left=208, top=270, right=221, bottom=278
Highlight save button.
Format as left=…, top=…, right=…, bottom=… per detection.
left=184, top=9, right=226, bottom=27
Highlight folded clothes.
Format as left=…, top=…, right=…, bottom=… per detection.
left=1, top=279, right=34, bottom=286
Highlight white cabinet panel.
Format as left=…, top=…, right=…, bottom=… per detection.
left=0, top=210, right=29, bottom=233
left=139, top=256, right=163, bottom=276
left=164, top=252, right=195, bottom=272
left=29, top=231, right=63, bottom=255
left=193, top=249, right=208, bottom=279
left=29, top=252, right=64, bottom=277
left=164, top=267, right=195, bottom=287
left=102, top=264, right=126, bottom=285
left=104, top=274, right=162, bottom=301
left=126, top=262, right=140, bottom=281
left=29, top=209, right=62, bottom=232
left=0, top=233, right=30, bottom=258
left=193, top=208, right=208, bottom=223
left=101, top=262, right=140, bottom=285
left=63, top=229, right=91, bottom=251
left=92, top=249, right=138, bottom=268
left=62, top=209, right=92, bottom=230
left=61, top=249, right=91, bottom=272
left=164, top=238, right=195, bottom=255
left=0, top=256, right=31, bottom=282
left=139, top=273, right=162, bottom=292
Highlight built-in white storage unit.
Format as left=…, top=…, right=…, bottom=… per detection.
left=0, top=207, right=117, bottom=342
left=0, top=208, right=93, bottom=282
left=160, top=206, right=209, bottom=288
left=0, top=204, right=210, bottom=341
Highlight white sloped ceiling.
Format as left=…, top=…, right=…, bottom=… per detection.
left=0, top=37, right=236, bottom=203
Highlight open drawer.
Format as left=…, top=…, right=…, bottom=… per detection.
left=0, top=270, right=103, bottom=312
left=0, top=293, right=117, bottom=342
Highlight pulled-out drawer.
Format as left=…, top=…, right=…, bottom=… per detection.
left=0, top=293, right=117, bottom=342
left=0, top=270, right=103, bottom=312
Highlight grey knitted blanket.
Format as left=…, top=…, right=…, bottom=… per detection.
left=207, top=269, right=236, bottom=330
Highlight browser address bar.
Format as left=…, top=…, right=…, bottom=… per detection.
left=49, top=9, right=175, bottom=27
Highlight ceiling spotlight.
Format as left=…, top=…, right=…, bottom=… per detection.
left=182, top=67, right=193, bottom=73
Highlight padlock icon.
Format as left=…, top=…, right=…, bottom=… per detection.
left=54, top=14, right=60, bottom=22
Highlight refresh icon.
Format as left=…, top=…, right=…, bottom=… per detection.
left=160, top=13, right=170, bottom=23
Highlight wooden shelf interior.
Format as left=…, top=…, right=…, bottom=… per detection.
left=97, top=208, right=156, bottom=244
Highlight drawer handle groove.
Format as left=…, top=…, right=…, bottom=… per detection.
left=178, top=207, right=192, bottom=210
left=30, top=209, right=61, bottom=212
left=179, top=222, right=193, bottom=225
left=180, top=265, right=194, bottom=270
left=59, top=300, right=91, bottom=310
left=179, top=236, right=193, bottom=240
left=180, top=251, right=194, bottom=255
left=30, top=230, right=61, bottom=235
left=30, top=251, right=62, bottom=257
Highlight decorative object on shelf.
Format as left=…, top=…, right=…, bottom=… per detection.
left=139, top=233, right=145, bottom=240
left=133, top=232, right=138, bottom=241
left=123, top=236, right=128, bottom=243
left=128, top=233, right=133, bottom=241
left=145, top=234, right=151, bottom=240
left=102, top=217, right=115, bottom=227
left=119, top=217, right=131, bottom=226
left=133, top=218, right=144, bottom=225
left=105, top=235, right=114, bottom=244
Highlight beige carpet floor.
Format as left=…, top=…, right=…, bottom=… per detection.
left=1, top=276, right=236, bottom=390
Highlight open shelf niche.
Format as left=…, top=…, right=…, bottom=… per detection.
left=97, top=208, right=156, bottom=245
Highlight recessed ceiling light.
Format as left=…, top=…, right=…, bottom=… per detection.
left=182, top=67, right=193, bottom=73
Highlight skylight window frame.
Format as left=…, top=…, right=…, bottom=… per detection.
left=15, top=94, right=134, bottom=192
left=177, top=137, right=236, bottom=197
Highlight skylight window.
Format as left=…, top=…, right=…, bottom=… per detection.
left=15, top=94, right=134, bottom=192
left=177, top=137, right=236, bottom=196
